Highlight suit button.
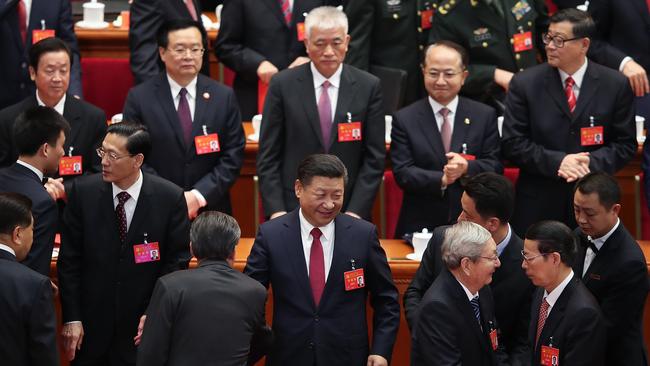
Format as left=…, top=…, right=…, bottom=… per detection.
left=308, top=341, right=314, bottom=349
left=519, top=68, right=524, bottom=72
left=482, top=42, right=488, bottom=48
left=315, top=316, right=320, bottom=322
left=393, top=13, right=399, bottom=20
left=21, top=62, right=27, bottom=68
left=419, top=45, right=424, bottom=51
left=418, top=27, right=422, bottom=33
left=20, top=83, right=25, bottom=89
left=510, top=38, right=514, bottom=44
left=417, top=10, right=422, bottom=16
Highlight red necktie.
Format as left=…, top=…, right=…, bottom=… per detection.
left=545, top=0, right=558, bottom=15
left=309, top=228, right=325, bottom=306
left=184, top=0, right=198, bottom=21
left=17, top=0, right=27, bottom=45
left=279, top=0, right=292, bottom=25
left=116, top=191, right=131, bottom=243
left=439, top=107, right=452, bottom=153
left=565, top=77, right=577, bottom=113
left=535, top=298, right=550, bottom=347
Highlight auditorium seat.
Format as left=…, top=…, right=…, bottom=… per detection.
left=81, top=58, right=133, bottom=118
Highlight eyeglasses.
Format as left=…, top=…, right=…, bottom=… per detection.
left=96, top=147, right=134, bottom=162
left=425, top=70, right=465, bottom=80
left=520, top=250, right=549, bottom=262
left=478, top=255, right=500, bottom=263
left=168, top=47, right=205, bottom=57
left=542, top=33, right=583, bottom=48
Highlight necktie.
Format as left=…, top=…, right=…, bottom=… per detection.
left=184, top=0, right=198, bottom=21
left=318, top=81, right=332, bottom=151
left=279, top=0, right=292, bottom=25
left=470, top=296, right=482, bottom=325
left=17, top=0, right=27, bottom=45
left=177, top=88, right=193, bottom=145
left=535, top=298, right=550, bottom=347
left=116, top=191, right=131, bottom=244
left=565, top=76, right=577, bottom=113
left=309, top=228, right=325, bottom=306
left=439, top=108, right=452, bottom=153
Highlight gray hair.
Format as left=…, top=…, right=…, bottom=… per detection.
left=190, top=211, right=241, bottom=261
left=441, top=221, right=492, bottom=269
left=304, top=6, right=348, bottom=39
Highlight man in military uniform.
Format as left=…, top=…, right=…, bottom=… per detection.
left=430, top=0, right=548, bottom=110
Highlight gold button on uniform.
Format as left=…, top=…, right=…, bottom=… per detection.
left=510, top=38, right=514, bottom=44
left=515, top=54, right=521, bottom=60
left=417, top=10, right=422, bottom=16
left=418, top=27, right=422, bottom=32
left=419, top=45, right=424, bottom=50
left=393, top=13, right=399, bottom=19
left=482, top=42, right=488, bottom=48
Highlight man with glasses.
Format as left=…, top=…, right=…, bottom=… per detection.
left=390, top=41, right=502, bottom=238
left=124, top=20, right=245, bottom=219
left=501, top=8, right=636, bottom=235
left=58, top=122, right=191, bottom=366
left=522, top=220, right=606, bottom=365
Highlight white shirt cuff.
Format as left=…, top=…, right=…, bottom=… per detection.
left=619, top=56, right=633, bottom=72
left=191, top=189, right=207, bottom=207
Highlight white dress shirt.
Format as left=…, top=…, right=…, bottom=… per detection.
left=0, top=243, right=16, bottom=257
left=36, top=92, right=66, bottom=115
left=311, top=62, right=343, bottom=123
left=111, top=170, right=143, bottom=231
left=559, top=58, right=588, bottom=100
left=428, top=95, right=459, bottom=134
left=543, top=270, right=574, bottom=316
left=583, top=218, right=620, bottom=276
left=299, top=209, right=335, bottom=281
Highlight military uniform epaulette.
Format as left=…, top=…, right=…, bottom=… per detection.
left=436, top=0, right=461, bottom=15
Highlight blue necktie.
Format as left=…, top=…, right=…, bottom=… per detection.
left=470, top=296, right=482, bottom=325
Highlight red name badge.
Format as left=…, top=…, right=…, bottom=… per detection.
left=133, top=242, right=160, bottom=264
left=513, top=31, right=533, bottom=52
left=580, top=126, right=604, bottom=146
left=195, top=133, right=220, bottom=154
left=344, top=268, right=365, bottom=291
left=460, top=153, right=476, bottom=161
left=421, top=9, right=434, bottom=30
left=59, top=156, right=83, bottom=176
left=32, top=29, right=55, bottom=44
left=540, top=345, right=560, bottom=366
left=338, top=122, right=362, bottom=142
left=297, top=22, right=306, bottom=41
left=489, top=328, right=498, bottom=350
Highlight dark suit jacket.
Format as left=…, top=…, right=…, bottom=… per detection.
left=0, top=0, right=82, bottom=109
left=0, top=95, right=106, bottom=187
left=411, top=269, right=508, bottom=366
left=244, top=209, right=400, bottom=366
left=501, top=61, right=636, bottom=235
left=58, top=173, right=191, bottom=364
left=128, top=0, right=209, bottom=85
left=0, top=249, right=58, bottom=366
left=257, top=63, right=385, bottom=218
left=529, top=277, right=606, bottom=366
left=390, top=97, right=502, bottom=238
left=123, top=73, right=245, bottom=213
left=0, top=163, right=57, bottom=276
left=404, top=225, right=533, bottom=365
left=137, top=259, right=272, bottom=366
left=573, top=224, right=649, bottom=365
left=214, top=0, right=324, bottom=120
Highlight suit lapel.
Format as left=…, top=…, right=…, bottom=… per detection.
left=331, top=66, right=358, bottom=149
left=529, top=289, right=544, bottom=348
left=416, top=99, right=447, bottom=167
left=297, top=65, right=325, bottom=150
left=125, top=174, right=151, bottom=246
left=450, top=99, right=470, bottom=153
left=446, top=271, right=490, bottom=350
left=99, top=183, right=122, bottom=248
left=582, top=225, right=622, bottom=285
left=492, top=234, right=519, bottom=284
left=63, top=96, right=82, bottom=147
left=544, top=66, right=572, bottom=119
left=261, top=0, right=287, bottom=28
left=189, top=76, right=210, bottom=155
left=574, top=232, right=588, bottom=279
left=537, top=278, right=575, bottom=347
left=319, top=215, right=350, bottom=309
left=571, top=62, right=600, bottom=123
left=155, top=75, right=187, bottom=150
left=283, top=210, right=315, bottom=307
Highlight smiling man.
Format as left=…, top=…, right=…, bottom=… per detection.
left=245, top=154, right=400, bottom=366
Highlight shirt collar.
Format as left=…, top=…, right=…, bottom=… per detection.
left=36, top=92, right=66, bottom=116
left=0, top=243, right=16, bottom=257
left=298, top=208, right=335, bottom=243
left=558, top=58, right=588, bottom=89
left=455, top=276, right=479, bottom=301
left=311, top=62, right=343, bottom=90
left=167, top=74, right=198, bottom=100
left=428, top=95, right=459, bottom=116
left=16, top=160, right=44, bottom=181
left=111, top=169, right=144, bottom=204
left=496, top=224, right=513, bottom=257
left=544, top=270, right=574, bottom=307
left=587, top=218, right=620, bottom=251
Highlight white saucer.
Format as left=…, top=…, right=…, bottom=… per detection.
left=247, top=133, right=259, bottom=142
left=406, top=252, right=422, bottom=261
left=76, top=20, right=109, bottom=29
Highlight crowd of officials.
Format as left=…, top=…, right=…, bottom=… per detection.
left=0, top=1, right=649, bottom=365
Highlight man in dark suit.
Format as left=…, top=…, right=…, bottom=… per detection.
left=411, top=221, right=508, bottom=365
left=501, top=8, right=637, bottom=235
left=522, top=220, right=606, bottom=365
left=137, top=211, right=272, bottom=365
left=258, top=6, right=385, bottom=221
left=404, top=173, right=533, bottom=365
left=214, top=0, right=325, bottom=120
left=0, top=192, right=58, bottom=366
left=0, top=0, right=82, bottom=110
left=58, top=122, right=191, bottom=366
left=245, top=154, right=400, bottom=366
left=571, top=172, right=649, bottom=365
left=129, top=0, right=209, bottom=85
left=0, top=106, right=69, bottom=276
left=0, top=37, right=106, bottom=193
left=124, top=20, right=245, bottom=218
left=391, top=41, right=502, bottom=238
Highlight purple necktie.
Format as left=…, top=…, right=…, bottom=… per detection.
left=177, top=88, right=193, bottom=145
left=439, top=107, right=452, bottom=153
left=318, top=81, right=332, bottom=150
left=116, top=191, right=131, bottom=244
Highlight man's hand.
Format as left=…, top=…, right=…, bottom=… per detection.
left=288, top=56, right=310, bottom=69
left=184, top=191, right=200, bottom=219
left=44, top=177, right=66, bottom=202
left=270, top=211, right=287, bottom=219
left=443, top=152, right=469, bottom=185
left=134, top=315, right=146, bottom=346
left=345, top=211, right=361, bottom=219
left=367, top=354, right=388, bottom=366
left=558, top=152, right=590, bottom=183
left=62, top=322, right=84, bottom=361
left=494, top=68, right=514, bottom=91
left=622, top=60, right=650, bottom=97
left=257, top=60, right=279, bottom=84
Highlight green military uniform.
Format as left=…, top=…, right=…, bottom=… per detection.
left=430, top=0, right=547, bottom=107
left=344, top=0, right=437, bottom=107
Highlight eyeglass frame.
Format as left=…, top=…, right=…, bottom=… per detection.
left=520, top=250, right=553, bottom=262
left=96, top=147, right=135, bottom=162
left=167, top=46, right=205, bottom=57
left=424, top=69, right=466, bottom=80
left=477, top=255, right=500, bottom=263
left=541, top=32, right=583, bottom=48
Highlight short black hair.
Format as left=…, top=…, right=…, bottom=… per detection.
left=156, top=19, right=206, bottom=49
left=0, top=192, right=32, bottom=236
left=297, top=154, right=348, bottom=187
left=549, top=8, right=596, bottom=39
left=525, top=220, right=577, bottom=265
left=13, top=106, right=71, bottom=156
left=105, top=122, right=151, bottom=156
left=190, top=211, right=241, bottom=261
left=29, top=37, right=72, bottom=70
left=461, top=172, right=514, bottom=222
left=424, top=40, right=469, bottom=69
left=574, top=172, right=620, bottom=209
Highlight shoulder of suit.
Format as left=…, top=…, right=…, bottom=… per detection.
left=458, top=96, right=495, bottom=116
left=0, top=260, right=50, bottom=286
left=343, top=63, right=381, bottom=85
left=66, top=96, right=107, bottom=120
left=436, top=0, right=465, bottom=16
left=0, top=97, right=35, bottom=122
left=142, top=172, right=184, bottom=196
left=394, top=98, right=428, bottom=122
